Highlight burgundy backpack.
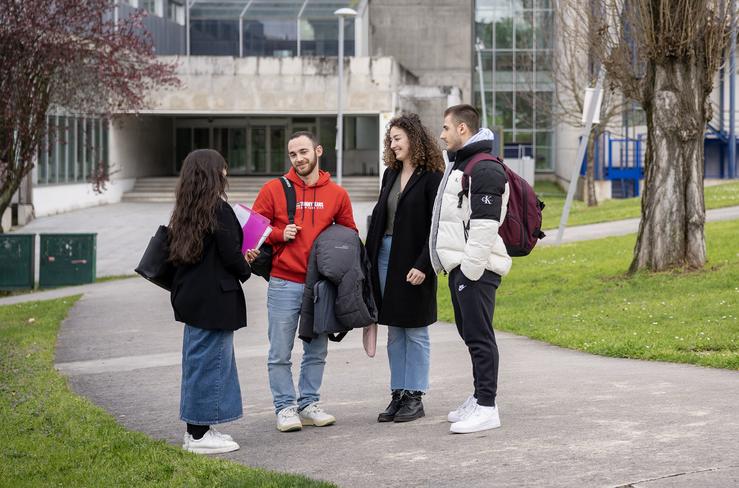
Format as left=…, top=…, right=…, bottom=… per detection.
left=462, top=153, right=546, bottom=257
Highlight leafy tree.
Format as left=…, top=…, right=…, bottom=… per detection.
left=0, top=0, right=179, bottom=231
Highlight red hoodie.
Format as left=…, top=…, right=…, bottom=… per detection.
left=252, top=167, right=357, bottom=284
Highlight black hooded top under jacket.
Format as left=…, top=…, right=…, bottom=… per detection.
left=365, top=166, right=443, bottom=328
left=170, top=199, right=251, bottom=331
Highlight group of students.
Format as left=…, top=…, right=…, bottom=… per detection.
left=167, top=104, right=511, bottom=455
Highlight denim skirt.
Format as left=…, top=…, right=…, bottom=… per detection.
left=180, top=324, right=243, bottom=425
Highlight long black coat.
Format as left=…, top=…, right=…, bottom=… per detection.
left=170, top=200, right=251, bottom=331
left=365, top=167, right=443, bottom=328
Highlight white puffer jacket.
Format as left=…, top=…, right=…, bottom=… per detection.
left=430, top=132, right=511, bottom=280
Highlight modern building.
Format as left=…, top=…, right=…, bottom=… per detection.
left=8, top=0, right=737, bottom=225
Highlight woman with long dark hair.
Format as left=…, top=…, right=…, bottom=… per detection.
left=169, top=149, right=253, bottom=454
left=365, top=113, right=444, bottom=423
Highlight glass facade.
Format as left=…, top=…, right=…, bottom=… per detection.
left=36, top=114, right=108, bottom=186
left=474, top=0, right=555, bottom=171
left=189, top=1, right=356, bottom=57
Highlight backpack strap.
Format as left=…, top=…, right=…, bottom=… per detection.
left=278, top=176, right=296, bottom=225
left=457, top=153, right=502, bottom=208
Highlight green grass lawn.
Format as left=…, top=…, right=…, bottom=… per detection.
left=0, top=296, right=333, bottom=488
left=438, top=219, right=739, bottom=370
left=535, top=180, right=739, bottom=230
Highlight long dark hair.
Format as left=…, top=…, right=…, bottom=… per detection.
left=383, top=112, right=445, bottom=173
left=168, top=149, right=228, bottom=265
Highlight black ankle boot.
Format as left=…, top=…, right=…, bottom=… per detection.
left=377, top=390, right=404, bottom=422
left=393, top=390, right=425, bottom=422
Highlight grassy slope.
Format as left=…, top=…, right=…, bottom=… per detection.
left=438, top=219, right=739, bottom=369
left=535, top=180, right=739, bottom=230
left=0, top=296, right=333, bottom=488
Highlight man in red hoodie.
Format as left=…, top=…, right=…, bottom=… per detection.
left=252, top=131, right=357, bottom=432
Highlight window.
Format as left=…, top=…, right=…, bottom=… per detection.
left=35, top=114, right=108, bottom=186
left=189, top=2, right=357, bottom=57
left=475, top=0, right=555, bottom=170
left=140, top=0, right=156, bottom=15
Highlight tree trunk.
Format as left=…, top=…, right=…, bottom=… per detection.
left=585, top=129, right=598, bottom=206
left=0, top=176, right=19, bottom=234
left=630, top=60, right=707, bottom=273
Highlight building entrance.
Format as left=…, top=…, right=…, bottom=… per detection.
left=171, top=115, right=378, bottom=176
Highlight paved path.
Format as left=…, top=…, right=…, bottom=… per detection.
left=541, top=205, right=739, bottom=245
left=4, top=202, right=738, bottom=486
left=11, top=203, right=739, bottom=279
left=52, top=278, right=739, bottom=487
left=10, top=201, right=375, bottom=280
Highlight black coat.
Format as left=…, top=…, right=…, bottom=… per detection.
left=170, top=200, right=251, bottom=331
left=365, top=167, right=443, bottom=328
left=299, top=224, right=377, bottom=342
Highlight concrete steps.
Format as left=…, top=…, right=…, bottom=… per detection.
left=122, top=176, right=380, bottom=204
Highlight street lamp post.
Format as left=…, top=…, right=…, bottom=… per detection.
left=334, top=7, right=357, bottom=186
left=475, top=38, right=487, bottom=129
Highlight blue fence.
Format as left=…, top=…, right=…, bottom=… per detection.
left=580, top=132, right=645, bottom=198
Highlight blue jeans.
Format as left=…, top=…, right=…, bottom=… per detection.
left=180, top=324, right=243, bottom=425
left=378, top=235, right=430, bottom=392
left=267, top=276, right=329, bottom=413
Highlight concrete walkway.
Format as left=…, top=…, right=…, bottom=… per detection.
left=541, top=205, right=739, bottom=245
left=3, top=203, right=738, bottom=486
left=52, top=277, right=739, bottom=487
left=10, top=202, right=739, bottom=279
left=9, top=201, right=375, bottom=279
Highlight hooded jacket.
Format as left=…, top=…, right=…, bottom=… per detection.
left=251, top=167, right=357, bottom=284
left=298, top=224, right=377, bottom=342
left=430, top=129, right=511, bottom=280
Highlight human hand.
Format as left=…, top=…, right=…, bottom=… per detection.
left=406, top=267, right=426, bottom=285
left=283, top=224, right=302, bottom=241
left=244, top=249, right=260, bottom=264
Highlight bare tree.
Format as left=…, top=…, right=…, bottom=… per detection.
left=580, top=0, right=729, bottom=272
left=0, top=0, right=179, bottom=232
left=549, top=1, right=629, bottom=206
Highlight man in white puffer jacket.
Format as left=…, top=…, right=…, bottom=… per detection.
left=429, top=104, right=510, bottom=434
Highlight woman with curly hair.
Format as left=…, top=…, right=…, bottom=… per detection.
left=168, top=149, right=255, bottom=454
left=365, top=113, right=445, bottom=423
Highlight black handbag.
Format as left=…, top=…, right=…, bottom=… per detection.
left=135, top=225, right=175, bottom=291
left=251, top=176, right=296, bottom=281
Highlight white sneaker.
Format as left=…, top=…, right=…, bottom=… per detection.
left=277, top=406, right=303, bottom=432
left=447, top=395, right=477, bottom=423
left=450, top=404, right=501, bottom=434
left=182, top=428, right=240, bottom=454
left=299, top=403, right=336, bottom=427
left=209, top=427, right=233, bottom=441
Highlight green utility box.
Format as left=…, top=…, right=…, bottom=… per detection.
left=0, top=234, right=36, bottom=290
left=39, top=233, right=97, bottom=288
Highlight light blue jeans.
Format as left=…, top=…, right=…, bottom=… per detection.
left=378, top=235, right=430, bottom=392
left=267, top=276, right=329, bottom=413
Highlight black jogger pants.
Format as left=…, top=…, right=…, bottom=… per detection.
left=448, top=266, right=501, bottom=407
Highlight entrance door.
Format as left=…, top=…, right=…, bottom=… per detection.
left=248, top=123, right=287, bottom=174
left=213, top=127, right=247, bottom=174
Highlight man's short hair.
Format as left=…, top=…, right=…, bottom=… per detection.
left=444, top=104, right=480, bottom=132
left=288, top=131, right=320, bottom=147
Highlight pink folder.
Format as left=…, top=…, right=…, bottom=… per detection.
left=232, top=204, right=272, bottom=254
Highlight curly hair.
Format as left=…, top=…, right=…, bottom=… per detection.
left=168, top=149, right=228, bottom=265
left=382, top=113, right=445, bottom=173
